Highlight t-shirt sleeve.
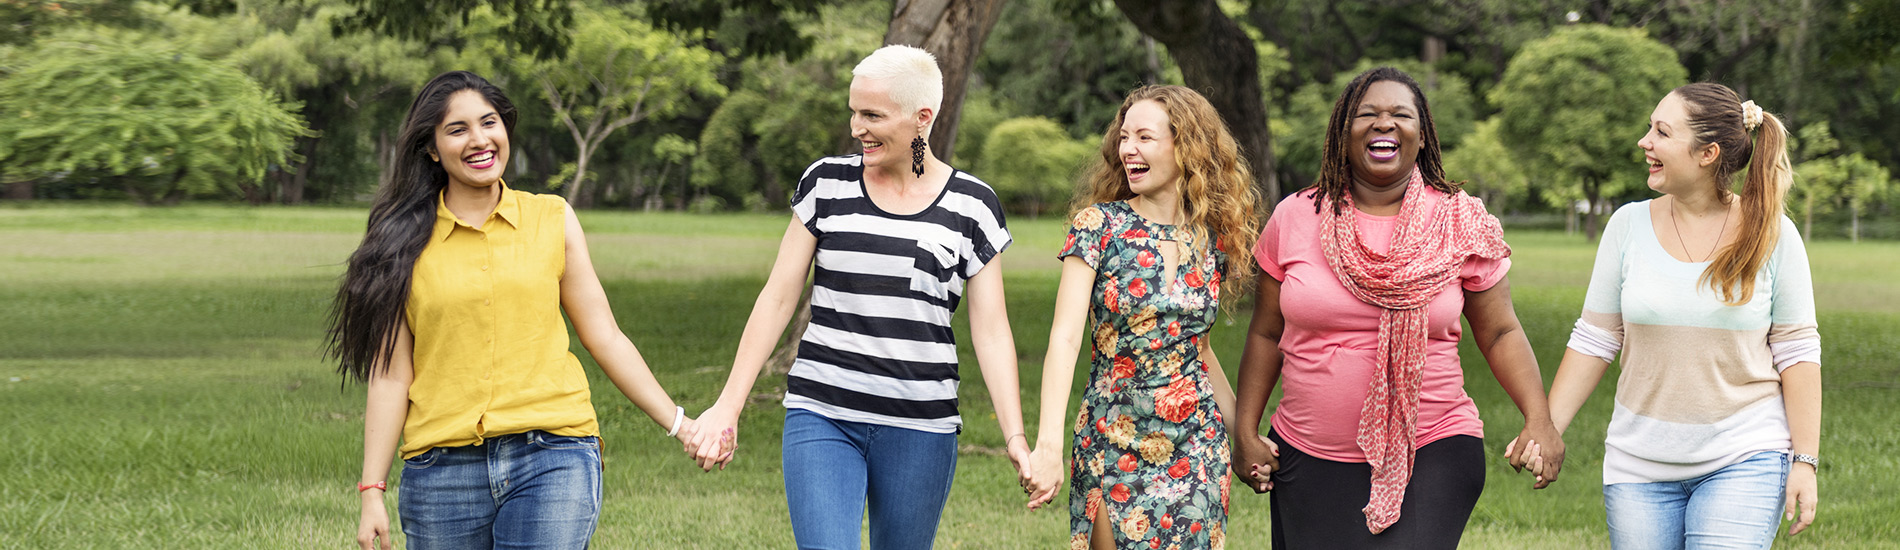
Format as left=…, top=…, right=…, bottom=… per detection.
left=1057, top=205, right=1110, bottom=270
left=1567, top=204, right=1635, bottom=361
left=963, top=189, right=1012, bottom=278
left=790, top=159, right=828, bottom=235
left=1253, top=206, right=1287, bottom=281
left=1459, top=255, right=1510, bottom=292
left=1767, top=215, right=1821, bottom=370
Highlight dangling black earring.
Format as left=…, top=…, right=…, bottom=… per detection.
left=911, top=136, right=927, bottom=178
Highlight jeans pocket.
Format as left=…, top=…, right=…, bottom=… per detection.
left=402, top=448, right=441, bottom=471
left=528, top=431, right=599, bottom=451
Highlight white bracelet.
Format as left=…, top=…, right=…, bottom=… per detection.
left=666, top=406, right=685, bottom=437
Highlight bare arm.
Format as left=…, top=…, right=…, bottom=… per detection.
left=1781, top=361, right=1821, bottom=534
left=1200, top=335, right=1237, bottom=433
left=357, top=323, right=413, bottom=550
left=965, top=254, right=1032, bottom=485
left=1025, top=256, right=1097, bottom=509
left=560, top=205, right=695, bottom=444
left=1463, top=275, right=1562, bottom=488
left=689, top=218, right=817, bottom=470
left=1546, top=349, right=1612, bottom=435
left=1231, top=273, right=1285, bottom=492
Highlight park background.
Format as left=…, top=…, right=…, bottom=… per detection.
left=2, top=0, right=1896, bottom=547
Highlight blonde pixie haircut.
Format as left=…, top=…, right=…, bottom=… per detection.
left=852, top=45, right=944, bottom=125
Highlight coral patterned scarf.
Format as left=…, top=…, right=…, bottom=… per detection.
left=1318, top=168, right=1509, bottom=534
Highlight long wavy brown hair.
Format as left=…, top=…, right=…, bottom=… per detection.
left=1073, top=85, right=1261, bottom=309
left=1673, top=82, right=1793, bottom=305
left=1309, top=67, right=1459, bottom=215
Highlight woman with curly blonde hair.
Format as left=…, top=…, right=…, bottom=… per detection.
left=1022, top=85, right=1261, bottom=550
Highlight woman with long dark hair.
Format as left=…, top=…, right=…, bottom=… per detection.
left=1541, top=83, right=1821, bottom=547
left=1227, top=67, right=1561, bottom=548
left=330, top=71, right=696, bottom=550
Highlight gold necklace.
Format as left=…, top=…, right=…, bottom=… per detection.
left=1670, top=197, right=1732, bottom=262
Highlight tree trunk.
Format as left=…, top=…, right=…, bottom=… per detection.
left=1112, top=0, right=1281, bottom=205
left=883, top=0, right=1007, bottom=163
left=283, top=135, right=317, bottom=205
left=1851, top=203, right=1860, bottom=243
left=1802, top=195, right=1814, bottom=238
left=1582, top=177, right=1603, bottom=241
left=3, top=178, right=33, bottom=200
left=566, top=141, right=595, bottom=207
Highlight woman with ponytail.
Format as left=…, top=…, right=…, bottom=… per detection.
left=1542, top=82, right=1822, bottom=547
left=330, top=71, right=697, bottom=550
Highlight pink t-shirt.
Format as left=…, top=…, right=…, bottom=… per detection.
left=1254, top=188, right=1509, bottom=462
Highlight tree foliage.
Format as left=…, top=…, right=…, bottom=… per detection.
left=691, top=1, right=883, bottom=207
left=1444, top=118, right=1530, bottom=212
left=980, top=116, right=1091, bottom=216
left=0, top=27, right=308, bottom=204
left=495, top=5, right=725, bottom=204
left=1274, top=57, right=1476, bottom=191
left=1491, top=25, right=1686, bottom=240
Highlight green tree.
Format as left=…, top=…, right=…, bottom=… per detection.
left=980, top=116, right=1091, bottom=216
left=1491, top=24, right=1686, bottom=240
left=504, top=6, right=725, bottom=205
left=1444, top=118, right=1530, bottom=211
left=1797, top=152, right=1892, bottom=242
left=0, top=28, right=307, bottom=205
left=150, top=1, right=442, bottom=204
left=692, top=0, right=883, bottom=208
left=1274, top=57, right=1477, bottom=191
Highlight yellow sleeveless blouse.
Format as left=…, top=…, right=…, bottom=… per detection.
left=399, top=185, right=597, bottom=459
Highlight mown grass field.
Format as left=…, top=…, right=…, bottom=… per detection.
left=2, top=204, right=1895, bottom=548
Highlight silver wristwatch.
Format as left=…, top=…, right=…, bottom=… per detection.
left=1791, top=453, right=1820, bottom=468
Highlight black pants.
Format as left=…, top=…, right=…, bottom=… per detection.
left=1268, top=430, right=1485, bottom=549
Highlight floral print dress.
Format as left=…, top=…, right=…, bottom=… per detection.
left=1059, top=201, right=1230, bottom=550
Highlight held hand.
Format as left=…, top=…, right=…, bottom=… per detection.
left=1005, top=435, right=1033, bottom=488
left=357, top=491, right=392, bottom=550
left=689, top=402, right=741, bottom=472
left=1232, top=432, right=1280, bottom=494
left=1025, top=446, right=1065, bottom=510
left=1506, top=422, right=1565, bottom=489
left=673, top=416, right=700, bottom=453
left=1785, top=463, right=1818, bottom=535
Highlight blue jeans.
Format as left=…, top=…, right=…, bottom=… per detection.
left=397, top=430, right=603, bottom=549
left=1604, top=450, right=1788, bottom=550
left=782, top=409, right=959, bottom=550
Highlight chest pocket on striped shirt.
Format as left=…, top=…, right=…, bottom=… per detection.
left=909, top=238, right=960, bottom=299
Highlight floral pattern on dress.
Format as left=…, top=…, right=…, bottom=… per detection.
left=1059, top=201, right=1230, bottom=549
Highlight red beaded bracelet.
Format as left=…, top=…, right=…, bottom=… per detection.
left=358, top=481, right=387, bottom=492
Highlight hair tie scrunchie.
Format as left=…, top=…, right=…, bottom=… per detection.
left=1741, top=100, right=1764, bottom=131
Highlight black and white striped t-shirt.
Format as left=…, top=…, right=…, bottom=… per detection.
left=783, top=155, right=1012, bottom=433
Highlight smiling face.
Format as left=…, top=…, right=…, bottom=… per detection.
left=1638, top=92, right=1718, bottom=195
left=1119, top=99, right=1179, bottom=197
left=849, top=76, right=925, bottom=172
left=432, top=90, right=510, bottom=189
left=1346, top=80, right=1422, bottom=188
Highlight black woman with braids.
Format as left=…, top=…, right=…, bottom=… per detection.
left=327, top=71, right=696, bottom=550
left=1227, top=67, right=1562, bottom=548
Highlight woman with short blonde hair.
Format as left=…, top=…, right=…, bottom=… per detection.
left=687, top=45, right=1031, bottom=549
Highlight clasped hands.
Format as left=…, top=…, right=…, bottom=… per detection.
left=680, top=401, right=741, bottom=472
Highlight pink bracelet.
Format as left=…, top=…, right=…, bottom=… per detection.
left=358, top=481, right=387, bottom=492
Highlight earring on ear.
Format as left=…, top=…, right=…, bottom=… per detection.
left=910, top=136, right=927, bottom=178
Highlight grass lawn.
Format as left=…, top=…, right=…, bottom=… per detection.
left=2, top=204, right=1895, bottom=548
